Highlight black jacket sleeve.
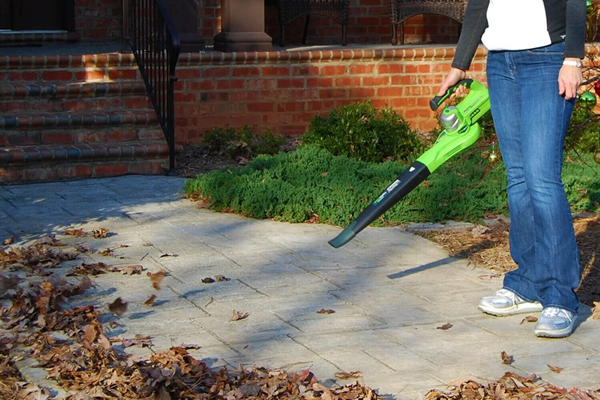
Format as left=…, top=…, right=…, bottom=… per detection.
left=452, top=0, right=490, bottom=70
left=565, top=0, right=586, bottom=59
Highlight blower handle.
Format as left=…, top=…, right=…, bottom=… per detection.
left=429, top=79, right=474, bottom=111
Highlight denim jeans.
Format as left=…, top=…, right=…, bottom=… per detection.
left=486, top=42, right=580, bottom=314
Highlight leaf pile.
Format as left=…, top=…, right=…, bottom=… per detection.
left=424, top=372, right=600, bottom=400
left=1, top=231, right=381, bottom=400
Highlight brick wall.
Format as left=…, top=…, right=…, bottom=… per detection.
left=75, top=0, right=123, bottom=41
left=174, top=46, right=488, bottom=144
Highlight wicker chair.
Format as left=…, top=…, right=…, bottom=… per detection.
left=277, top=0, right=351, bottom=47
left=389, top=0, right=468, bottom=45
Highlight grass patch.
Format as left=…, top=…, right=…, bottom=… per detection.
left=183, top=144, right=600, bottom=226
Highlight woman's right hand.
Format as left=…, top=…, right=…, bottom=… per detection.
left=437, top=68, right=467, bottom=96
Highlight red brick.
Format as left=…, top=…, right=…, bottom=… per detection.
left=108, top=69, right=138, bottom=80
left=378, top=64, right=404, bottom=74
left=348, top=64, right=376, bottom=75
left=216, top=80, right=245, bottom=90
left=42, top=71, right=73, bottom=81
left=321, top=66, right=347, bottom=76
left=233, top=67, right=260, bottom=77
left=186, top=80, right=214, bottom=91
left=60, top=165, right=93, bottom=179
left=349, top=88, right=375, bottom=98
left=319, top=89, right=347, bottom=99
left=334, top=76, right=361, bottom=87
left=262, top=66, right=290, bottom=77
left=247, top=103, right=274, bottom=112
left=138, top=129, right=165, bottom=141
left=8, top=72, right=39, bottom=82
left=176, top=69, right=201, bottom=79
left=203, top=68, right=231, bottom=78
left=108, top=130, right=136, bottom=142
left=175, top=92, right=197, bottom=102
left=128, top=161, right=165, bottom=175
left=42, top=132, right=74, bottom=144
left=362, top=76, right=390, bottom=86
left=94, top=163, right=129, bottom=177
left=75, top=69, right=106, bottom=81
left=306, top=77, right=333, bottom=87
left=125, top=97, right=152, bottom=109
left=277, top=79, right=304, bottom=89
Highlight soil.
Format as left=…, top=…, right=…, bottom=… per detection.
left=176, top=141, right=600, bottom=307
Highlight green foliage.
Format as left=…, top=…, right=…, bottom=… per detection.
left=201, top=125, right=286, bottom=159
left=301, top=102, right=425, bottom=163
left=566, top=104, right=600, bottom=153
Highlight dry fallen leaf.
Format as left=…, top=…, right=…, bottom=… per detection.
left=75, top=244, right=91, bottom=253
left=520, top=316, right=538, bottom=325
left=99, top=248, right=114, bottom=257
left=501, top=351, right=514, bottom=365
left=144, top=295, right=157, bottom=306
left=335, top=371, right=362, bottom=379
left=478, top=272, right=501, bottom=280
left=547, top=365, right=563, bottom=373
left=317, top=309, right=335, bottom=314
left=147, top=270, right=167, bottom=290
left=108, top=297, right=128, bottom=315
left=159, top=252, right=178, bottom=258
left=3, top=236, right=15, bottom=245
left=202, top=277, right=215, bottom=284
left=592, top=302, right=600, bottom=320
left=231, top=310, right=249, bottom=321
left=64, top=229, right=86, bottom=237
left=92, top=228, right=109, bottom=239
left=35, top=235, right=66, bottom=246
left=437, top=323, right=453, bottom=330
left=113, top=265, right=144, bottom=275
left=215, top=275, right=229, bottom=282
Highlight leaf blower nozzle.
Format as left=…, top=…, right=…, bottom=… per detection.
left=328, top=79, right=491, bottom=248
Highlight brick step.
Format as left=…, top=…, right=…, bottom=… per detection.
left=0, top=141, right=181, bottom=183
left=0, top=110, right=158, bottom=131
left=0, top=31, right=78, bottom=45
left=0, top=126, right=165, bottom=147
left=0, top=53, right=137, bottom=71
left=0, top=81, right=147, bottom=99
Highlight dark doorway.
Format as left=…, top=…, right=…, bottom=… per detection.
left=0, top=0, right=74, bottom=31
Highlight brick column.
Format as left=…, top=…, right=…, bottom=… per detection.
left=214, top=0, right=272, bottom=52
left=164, top=0, right=205, bottom=52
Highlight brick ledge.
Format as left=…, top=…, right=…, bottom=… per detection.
left=0, top=141, right=182, bottom=165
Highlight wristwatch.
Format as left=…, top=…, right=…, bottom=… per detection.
left=563, top=59, right=582, bottom=68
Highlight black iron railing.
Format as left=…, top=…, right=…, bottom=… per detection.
left=124, top=0, right=180, bottom=173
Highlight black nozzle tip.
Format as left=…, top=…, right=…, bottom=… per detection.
left=328, top=229, right=356, bottom=249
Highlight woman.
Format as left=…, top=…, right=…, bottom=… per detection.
left=437, top=0, right=585, bottom=338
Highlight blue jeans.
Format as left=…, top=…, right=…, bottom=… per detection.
left=486, top=42, right=580, bottom=314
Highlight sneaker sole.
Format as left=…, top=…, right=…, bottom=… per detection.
left=478, top=303, right=543, bottom=317
left=534, top=327, right=574, bottom=338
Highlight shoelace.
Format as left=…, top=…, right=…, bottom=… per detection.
left=542, top=307, right=572, bottom=321
left=496, top=289, right=517, bottom=304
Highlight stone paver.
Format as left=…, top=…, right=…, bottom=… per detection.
left=1, top=175, right=599, bottom=398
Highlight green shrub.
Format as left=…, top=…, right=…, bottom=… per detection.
left=184, top=145, right=599, bottom=226
left=301, top=102, right=425, bottom=163
left=566, top=104, right=600, bottom=153
left=202, top=125, right=286, bottom=159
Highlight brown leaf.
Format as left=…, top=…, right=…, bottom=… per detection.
left=108, top=297, right=128, bottom=315
left=501, top=351, right=514, bottom=365
left=202, top=277, right=215, bottom=283
left=75, top=244, right=91, bottom=253
left=35, top=235, right=66, bottom=246
left=83, top=324, right=98, bottom=348
left=335, top=371, right=362, bottom=379
left=0, top=274, right=22, bottom=297
left=159, top=252, right=178, bottom=258
left=215, top=275, right=229, bottom=282
left=520, top=316, right=538, bottom=325
left=231, top=310, right=249, bottom=321
left=478, top=272, right=501, bottom=280
left=144, top=295, right=157, bottom=306
left=592, top=302, right=600, bottom=320
left=64, top=229, right=86, bottom=237
left=99, top=248, right=114, bottom=257
left=547, top=365, right=563, bottom=373
left=147, top=270, right=167, bottom=290
left=313, top=382, right=333, bottom=400
left=317, top=309, right=335, bottom=314
left=92, top=228, right=109, bottom=238
left=437, top=323, right=453, bottom=330
left=3, top=236, right=14, bottom=245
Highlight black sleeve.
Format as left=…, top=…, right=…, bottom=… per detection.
left=452, top=0, right=490, bottom=70
left=564, top=0, right=586, bottom=59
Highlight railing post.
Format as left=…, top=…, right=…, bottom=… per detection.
left=214, top=0, right=273, bottom=52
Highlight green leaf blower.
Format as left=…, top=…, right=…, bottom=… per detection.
left=328, top=79, right=491, bottom=248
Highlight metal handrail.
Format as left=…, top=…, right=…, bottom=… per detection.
left=124, top=0, right=180, bottom=173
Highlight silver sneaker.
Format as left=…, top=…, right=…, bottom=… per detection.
left=534, top=307, right=576, bottom=338
left=478, top=289, right=543, bottom=316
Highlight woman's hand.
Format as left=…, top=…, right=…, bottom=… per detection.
left=437, top=68, right=467, bottom=97
left=558, top=59, right=582, bottom=100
